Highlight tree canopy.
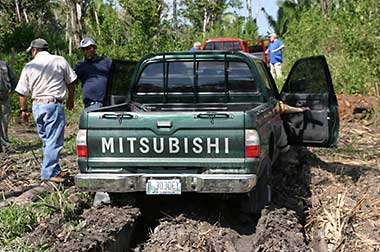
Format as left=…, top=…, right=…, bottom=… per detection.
left=0, top=0, right=378, bottom=95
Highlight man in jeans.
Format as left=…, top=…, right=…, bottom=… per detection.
left=0, top=60, right=18, bottom=152
left=74, top=38, right=112, bottom=111
left=15, top=38, right=77, bottom=182
left=265, top=33, right=285, bottom=79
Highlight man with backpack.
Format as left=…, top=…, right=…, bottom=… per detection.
left=0, top=60, right=18, bottom=152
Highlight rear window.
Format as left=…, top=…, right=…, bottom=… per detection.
left=136, top=63, right=164, bottom=92
left=135, top=60, right=257, bottom=93
left=204, top=41, right=243, bottom=51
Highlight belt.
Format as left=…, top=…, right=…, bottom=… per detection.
left=33, top=98, right=63, bottom=103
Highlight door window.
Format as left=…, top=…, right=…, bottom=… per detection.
left=108, top=60, right=137, bottom=96
left=283, top=57, right=331, bottom=93
left=256, top=62, right=274, bottom=97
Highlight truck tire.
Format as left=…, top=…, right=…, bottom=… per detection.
left=241, top=156, right=272, bottom=214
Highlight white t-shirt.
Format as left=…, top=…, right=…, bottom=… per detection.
left=16, top=51, right=77, bottom=100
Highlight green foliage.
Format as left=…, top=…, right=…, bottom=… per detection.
left=0, top=204, right=37, bottom=245
left=0, top=25, right=35, bottom=53
left=283, top=2, right=380, bottom=95
left=180, top=0, right=242, bottom=34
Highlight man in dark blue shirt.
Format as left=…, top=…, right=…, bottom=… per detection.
left=74, top=38, right=112, bottom=111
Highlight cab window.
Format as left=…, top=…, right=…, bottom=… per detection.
left=136, top=63, right=164, bottom=93
left=228, top=62, right=257, bottom=92
left=167, top=62, right=193, bottom=92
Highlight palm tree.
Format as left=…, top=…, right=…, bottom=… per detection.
left=261, top=0, right=312, bottom=36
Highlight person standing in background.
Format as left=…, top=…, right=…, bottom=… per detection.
left=0, top=60, right=18, bottom=152
left=15, top=38, right=77, bottom=182
left=265, top=33, right=285, bottom=79
left=189, top=41, right=201, bottom=52
left=74, top=38, right=112, bottom=111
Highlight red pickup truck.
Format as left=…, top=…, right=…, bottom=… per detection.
left=201, top=37, right=269, bottom=66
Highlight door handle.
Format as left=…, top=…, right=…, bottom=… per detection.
left=296, top=101, right=306, bottom=106
left=196, top=113, right=231, bottom=119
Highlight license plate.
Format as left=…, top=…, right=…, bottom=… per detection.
left=146, top=179, right=181, bottom=195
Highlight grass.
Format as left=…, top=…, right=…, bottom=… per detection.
left=0, top=238, right=39, bottom=252
left=0, top=204, right=37, bottom=246
left=0, top=185, right=91, bottom=250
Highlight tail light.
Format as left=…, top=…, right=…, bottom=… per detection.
left=245, top=129, right=260, bottom=158
left=76, top=129, right=87, bottom=157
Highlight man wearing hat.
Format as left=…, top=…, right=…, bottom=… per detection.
left=74, top=38, right=112, bottom=111
left=15, top=38, right=77, bottom=183
left=265, top=33, right=285, bottom=79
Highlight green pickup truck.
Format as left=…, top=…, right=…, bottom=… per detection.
left=75, top=51, right=339, bottom=212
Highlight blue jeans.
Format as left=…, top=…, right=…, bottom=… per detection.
left=32, top=102, right=65, bottom=179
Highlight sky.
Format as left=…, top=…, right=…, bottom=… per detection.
left=251, top=0, right=279, bottom=35
left=232, top=0, right=279, bottom=36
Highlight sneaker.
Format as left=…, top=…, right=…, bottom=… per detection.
left=57, top=170, right=70, bottom=178
left=46, top=176, right=66, bottom=183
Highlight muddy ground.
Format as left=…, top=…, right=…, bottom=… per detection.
left=1, top=103, right=379, bottom=251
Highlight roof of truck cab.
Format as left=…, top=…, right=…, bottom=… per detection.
left=139, top=50, right=258, bottom=61
left=204, top=37, right=243, bottom=42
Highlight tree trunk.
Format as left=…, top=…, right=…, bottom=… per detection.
left=65, top=14, right=69, bottom=42
left=15, top=0, right=21, bottom=22
left=173, top=0, right=177, bottom=29
left=75, top=2, right=83, bottom=38
left=254, top=0, right=262, bottom=22
left=70, top=7, right=75, bottom=55
left=246, top=0, right=252, bottom=21
left=203, top=10, right=210, bottom=37
left=23, top=8, right=29, bottom=23
left=322, top=0, right=328, bottom=16
left=94, top=9, right=101, bottom=35
left=10, top=48, right=15, bottom=67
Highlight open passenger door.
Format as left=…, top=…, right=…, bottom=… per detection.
left=105, top=59, right=137, bottom=106
left=280, top=55, right=339, bottom=147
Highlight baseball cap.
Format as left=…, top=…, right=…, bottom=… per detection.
left=26, top=38, right=49, bottom=52
left=80, top=38, right=96, bottom=48
left=269, top=33, right=277, bottom=38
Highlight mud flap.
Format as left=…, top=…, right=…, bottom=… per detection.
left=241, top=156, right=272, bottom=214
left=109, top=192, right=142, bottom=207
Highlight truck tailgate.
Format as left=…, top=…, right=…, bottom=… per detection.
left=85, top=111, right=245, bottom=170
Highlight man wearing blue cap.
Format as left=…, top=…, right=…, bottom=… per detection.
left=74, top=38, right=112, bottom=111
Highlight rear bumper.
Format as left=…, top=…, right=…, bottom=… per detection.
left=75, top=173, right=256, bottom=193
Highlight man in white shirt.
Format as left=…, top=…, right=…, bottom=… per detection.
left=16, top=38, right=77, bottom=183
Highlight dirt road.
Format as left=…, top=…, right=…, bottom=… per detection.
left=0, top=118, right=379, bottom=251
